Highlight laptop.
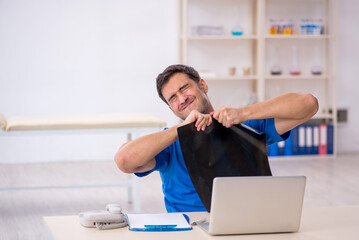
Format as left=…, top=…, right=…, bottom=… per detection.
left=196, top=176, right=306, bottom=235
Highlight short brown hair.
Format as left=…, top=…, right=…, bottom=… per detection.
left=156, top=64, right=200, bottom=104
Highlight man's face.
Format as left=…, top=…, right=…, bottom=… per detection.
left=161, top=73, right=212, bottom=120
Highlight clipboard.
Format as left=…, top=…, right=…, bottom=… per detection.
left=125, top=213, right=192, bottom=232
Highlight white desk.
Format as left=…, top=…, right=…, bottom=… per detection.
left=44, top=205, right=359, bottom=240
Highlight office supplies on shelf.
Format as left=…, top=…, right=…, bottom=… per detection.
left=231, top=8, right=244, bottom=36
left=190, top=25, right=224, bottom=36
left=289, top=46, right=301, bottom=75
left=270, top=65, right=282, bottom=75
left=311, top=46, right=323, bottom=75
left=277, top=140, right=285, bottom=156
left=242, top=66, right=251, bottom=76
left=313, top=125, right=320, bottom=154
left=267, top=123, right=334, bottom=157
left=269, top=18, right=294, bottom=35
left=319, top=124, right=328, bottom=155
left=327, top=124, right=334, bottom=154
left=300, top=18, right=325, bottom=35
left=271, top=47, right=282, bottom=75
left=284, top=132, right=293, bottom=156
left=305, top=125, right=313, bottom=155
left=125, top=213, right=192, bottom=232
left=298, top=126, right=306, bottom=154
left=228, top=66, right=236, bottom=76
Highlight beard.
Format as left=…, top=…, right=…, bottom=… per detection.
left=175, top=94, right=212, bottom=120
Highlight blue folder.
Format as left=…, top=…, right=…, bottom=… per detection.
left=305, top=125, right=314, bottom=155
left=327, top=124, right=334, bottom=154
left=291, top=126, right=299, bottom=155
left=284, top=131, right=293, bottom=156
left=298, top=126, right=306, bottom=155
left=312, top=125, right=319, bottom=155
left=277, top=141, right=285, bottom=156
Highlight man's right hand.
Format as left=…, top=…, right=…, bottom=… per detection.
left=181, top=110, right=213, bottom=131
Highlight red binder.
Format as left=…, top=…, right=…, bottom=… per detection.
left=319, top=124, right=327, bottom=155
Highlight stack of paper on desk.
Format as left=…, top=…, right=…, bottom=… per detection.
left=125, top=213, right=192, bottom=232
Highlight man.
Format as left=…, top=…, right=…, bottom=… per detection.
left=115, top=64, right=318, bottom=212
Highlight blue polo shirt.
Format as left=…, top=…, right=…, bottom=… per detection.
left=135, top=118, right=290, bottom=212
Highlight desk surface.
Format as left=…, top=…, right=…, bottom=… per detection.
left=44, top=206, right=359, bottom=240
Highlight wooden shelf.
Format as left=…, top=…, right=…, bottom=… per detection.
left=265, top=34, right=331, bottom=40
left=269, top=154, right=335, bottom=161
left=313, top=113, right=335, bottom=119
left=184, top=35, right=258, bottom=40
left=204, top=75, right=257, bottom=81
left=265, top=75, right=330, bottom=80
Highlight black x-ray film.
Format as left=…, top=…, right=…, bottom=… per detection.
left=177, top=119, right=272, bottom=212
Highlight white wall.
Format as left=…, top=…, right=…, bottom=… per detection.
left=336, top=0, right=359, bottom=152
left=0, top=0, right=358, bottom=163
left=0, top=0, right=179, bottom=163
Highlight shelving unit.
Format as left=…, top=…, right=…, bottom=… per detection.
left=178, top=0, right=337, bottom=158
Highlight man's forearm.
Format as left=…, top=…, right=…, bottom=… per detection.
left=243, top=93, right=318, bottom=121
left=114, top=125, right=180, bottom=173
left=114, top=109, right=213, bottom=174
left=243, top=93, right=319, bottom=135
left=213, top=93, right=318, bottom=134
